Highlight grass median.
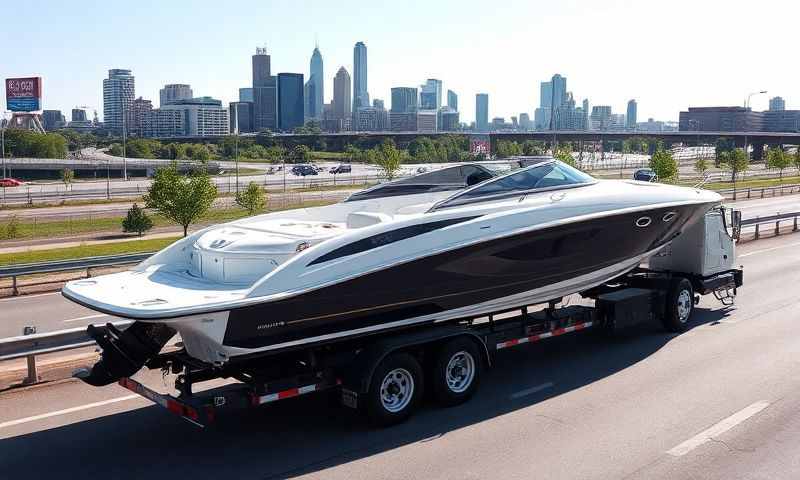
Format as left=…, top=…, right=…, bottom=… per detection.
left=0, top=236, right=180, bottom=266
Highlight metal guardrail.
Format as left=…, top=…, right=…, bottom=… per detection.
left=0, top=321, right=133, bottom=385
left=0, top=252, right=153, bottom=296
left=740, top=211, right=800, bottom=240
left=716, top=184, right=800, bottom=200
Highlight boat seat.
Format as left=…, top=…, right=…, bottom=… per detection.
left=347, top=211, right=392, bottom=229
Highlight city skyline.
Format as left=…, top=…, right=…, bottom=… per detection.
left=1, top=0, right=798, bottom=125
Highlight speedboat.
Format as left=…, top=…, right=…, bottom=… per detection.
left=64, top=160, right=721, bottom=385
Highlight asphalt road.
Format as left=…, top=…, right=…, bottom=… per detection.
left=0, top=221, right=799, bottom=478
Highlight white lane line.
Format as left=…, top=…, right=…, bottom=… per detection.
left=740, top=240, right=800, bottom=258
left=62, top=313, right=109, bottom=323
left=667, top=401, right=770, bottom=456
left=0, top=395, right=140, bottom=430
left=510, top=382, right=554, bottom=400
left=0, top=292, right=61, bottom=303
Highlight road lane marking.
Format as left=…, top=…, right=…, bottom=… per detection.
left=0, top=395, right=140, bottom=430
left=62, top=313, right=109, bottom=323
left=0, top=292, right=61, bottom=303
left=510, top=382, right=554, bottom=400
left=740, top=240, right=800, bottom=258
left=667, top=401, right=770, bottom=456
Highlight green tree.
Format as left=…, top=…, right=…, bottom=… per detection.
left=649, top=148, right=679, bottom=182
left=0, top=215, right=20, bottom=240
left=235, top=182, right=266, bottom=215
left=121, top=203, right=154, bottom=236
left=694, top=157, right=709, bottom=176
left=291, top=144, right=310, bottom=163
left=375, top=139, right=403, bottom=180
left=718, top=148, right=749, bottom=183
left=766, top=147, right=792, bottom=183
left=108, top=143, right=123, bottom=156
left=554, top=146, right=576, bottom=167
left=144, top=164, right=217, bottom=237
left=60, top=168, right=75, bottom=190
left=190, top=144, right=211, bottom=162
left=522, top=140, right=546, bottom=156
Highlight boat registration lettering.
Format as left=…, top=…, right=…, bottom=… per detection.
left=257, top=320, right=287, bottom=330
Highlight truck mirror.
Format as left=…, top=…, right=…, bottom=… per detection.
left=731, top=210, right=742, bottom=240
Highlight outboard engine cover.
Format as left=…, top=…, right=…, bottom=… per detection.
left=75, top=322, right=175, bottom=386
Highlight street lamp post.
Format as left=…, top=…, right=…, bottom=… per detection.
left=742, top=90, right=767, bottom=165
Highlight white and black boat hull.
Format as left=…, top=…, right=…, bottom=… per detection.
left=174, top=202, right=709, bottom=362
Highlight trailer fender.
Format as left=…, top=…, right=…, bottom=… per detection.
left=341, top=327, right=490, bottom=395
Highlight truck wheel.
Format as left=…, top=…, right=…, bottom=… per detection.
left=365, top=352, right=423, bottom=427
left=431, top=338, right=482, bottom=407
left=663, top=278, right=694, bottom=332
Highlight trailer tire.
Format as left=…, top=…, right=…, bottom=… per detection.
left=365, top=352, right=423, bottom=427
left=431, top=338, right=482, bottom=407
left=663, top=277, right=694, bottom=332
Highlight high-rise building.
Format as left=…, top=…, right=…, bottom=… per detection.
left=42, top=110, right=65, bottom=131
left=333, top=67, right=352, bottom=121
left=417, top=110, right=438, bottom=133
left=582, top=99, right=590, bottom=130
left=389, top=112, right=417, bottom=132
left=229, top=101, right=253, bottom=133
left=304, top=46, right=324, bottom=121
left=373, top=99, right=384, bottom=110
left=141, top=109, right=184, bottom=138
left=131, top=97, right=153, bottom=136
left=519, top=113, right=531, bottom=130
left=447, top=89, right=458, bottom=111
left=71, top=108, right=87, bottom=122
left=277, top=73, right=305, bottom=131
left=475, top=93, right=489, bottom=132
left=239, top=88, right=253, bottom=103
left=537, top=74, right=570, bottom=130
left=159, top=84, right=193, bottom=107
left=353, top=42, right=369, bottom=109
left=391, top=87, right=418, bottom=113
left=438, top=107, right=459, bottom=131
left=420, top=79, right=442, bottom=110
left=678, top=107, right=764, bottom=132
left=354, top=105, right=388, bottom=131
left=625, top=99, right=638, bottom=130
left=769, top=96, right=786, bottom=111
left=590, top=106, right=613, bottom=131
left=103, top=68, right=135, bottom=135
left=252, top=47, right=277, bottom=131
left=152, top=97, right=229, bottom=137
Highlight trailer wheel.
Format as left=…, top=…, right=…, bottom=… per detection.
left=431, top=338, right=482, bottom=407
left=663, top=277, right=694, bottom=332
left=365, top=352, right=423, bottom=427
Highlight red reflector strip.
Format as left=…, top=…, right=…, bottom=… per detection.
left=256, top=382, right=330, bottom=405
left=496, top=321, right=594, bottom=350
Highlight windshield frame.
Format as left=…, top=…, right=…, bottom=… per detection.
left=427, top=160, right=596, bottom=212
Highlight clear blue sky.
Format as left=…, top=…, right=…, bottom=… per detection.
left=1, top=0, right=797, bottom=124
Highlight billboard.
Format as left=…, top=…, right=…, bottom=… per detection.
left=6, top=77, right=42, bottom=112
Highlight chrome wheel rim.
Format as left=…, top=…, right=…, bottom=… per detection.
left=445, top=351, right=476, bottom=393
left=677, top=289, right=692, bottom=323
left=380, top=368, right=414, bottom=413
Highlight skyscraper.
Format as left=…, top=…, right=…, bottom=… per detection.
left=447, top=89, right=458, bottom=111
left=277, top=73, right=305, bottom=131
left=626, top=99, right=638, bottom=130
left=769, top=96, right=785, bottom=111
left=391, top=87, right=418, bottom=113
left=476, top=93, right=489, bottom=132
left=71, top=108, right=87, bottom=122
left=252, top=47, right=277, bottom=131
left=353, top=42, right=369, bottom=109
left=420, top=79, right=442, bottom=110
left=333, top=67, right=352, bottom=121
left=305, top=46, right=324, bottom=121
left=102, top=68, right=135, bottom=135
left=159, top=84, right=193, bottom=107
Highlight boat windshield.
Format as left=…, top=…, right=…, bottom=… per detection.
left=431, top=161, right=594, bottom=210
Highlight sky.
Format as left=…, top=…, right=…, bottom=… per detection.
left=2, top=0, right=798, bottom=125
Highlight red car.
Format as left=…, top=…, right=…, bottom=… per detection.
left=0, top=178, right=23, bottom=187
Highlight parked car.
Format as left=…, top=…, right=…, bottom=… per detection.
left=633, top=168, right=657, bottom=182
left=292, top=165, right=318, bottom=176
left=329, top=164, right=352, bottom=174
left=0, top=178, right=23, bottom=187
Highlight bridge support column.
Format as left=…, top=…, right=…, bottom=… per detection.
left=751, top=142, right=765, bottom=161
